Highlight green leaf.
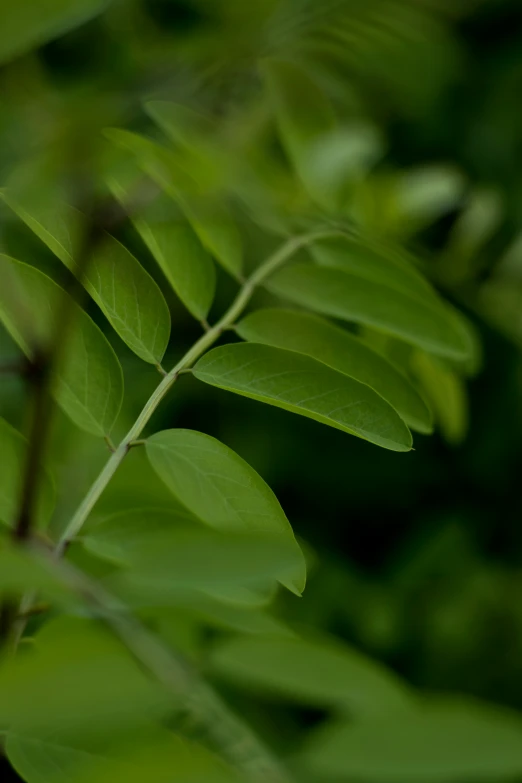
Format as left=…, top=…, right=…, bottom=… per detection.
left=0, top=257, right=123, bottom=437
left=395, top=165, right=465, bottom=232
left=210, top=634, right=411, bottom=715
left=297, top=698, right=522, bottom=783
left=411, top=351, right=468, bottom=446
left=145, top=429, right=306, bottom=594
left=267, top=263, right=470, bottom=360
left=262, top=58, right=336, bottom=204
left=2, top=189, right=172, bottom=363
left=193, top=343, right=412, bottom=452
left=105, top=128, right=243, bottom=278
left=0, top=417, right=55, bottom=530
left=0, top=0, right=109, bottom=65
left=309, top=235, right=437, bottom=302
left=0, top=542, right=71, bottom=600
left=0, top=617, right=168, bottom=741
left=135, top=222, right=216, bottom=321
left=236, top=309, right=432, bottom=434
left=108, top=526, right=300, bottom=602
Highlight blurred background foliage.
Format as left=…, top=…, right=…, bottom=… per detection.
left=2, top=0, right=522, bottom=775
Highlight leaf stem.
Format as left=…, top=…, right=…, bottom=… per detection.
left=57, top=231, right=330, bottom=553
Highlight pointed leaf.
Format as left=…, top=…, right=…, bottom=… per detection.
left=0, top=256, right=123, bottom=436
left=297, top=698, right=522, bottom=783
left=193, top=343, right=412, bottom=452
left=411, top=351, right=468, bottom=446
left=136, top=222, right=216, bottom=320
left=0, top=417, right=55, bottom=530
left=145, top=429, right=306, bottom=594
left=211, top=634, right=411, bottom=716
left=1, top=191, right=171, bottom=364
left=267, top=263, right=470, bottom=360
left=237, top=309, right=432, bottom=434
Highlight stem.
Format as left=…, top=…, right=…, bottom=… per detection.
left=57, top=231, right=329, bottom=553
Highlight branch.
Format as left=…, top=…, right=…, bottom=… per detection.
left=56, top=230, right=333, bottom=553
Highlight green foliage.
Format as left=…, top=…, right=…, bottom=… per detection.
left=0, top=2, right=521, bottom=783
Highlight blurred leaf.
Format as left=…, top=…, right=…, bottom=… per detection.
left=1, top=191, right=171, bottom=364
left=0, top=617, right=168, bottom=740
left=108, top=527, right=300, bottom=601
left=0, top=417, right=55, bottom=530
left=145, top=429, right=306, bottom=594
left=210, top=634, right=411, bottom=715
left=0, top=542, right=71, bottom=601
left=395, top=165, right=465, bottom=233
left=411, top=351, right=469, bottom=446
left=136, top=222, right=216, bottom=321
left=0, top=0, right=109, bottom=66
left=0, top=257, right=123, bottom=437
left=193, top=343, right=412, bottom=451
left=297, top=698, right=522, bottom=783
left=267, top=263, right=470, bottom=360
left=237, top=309, right=432, bottom=433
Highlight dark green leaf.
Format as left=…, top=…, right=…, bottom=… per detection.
left=297, top=698, right=522, bottom=783
left=145, top=429, right=306, bottom=594
left=211, top=634, right=411, bottom=714
left=0, top=417, right=55, bottom=530
left=267, top=263, right=470, bottom=360
left=193, top=343, right=412, bottom=452
left=411, top=351, right=468, bottom=446
left=0, top=257, right=123, bottom=437
left=236, top=309, right=432, bottom=433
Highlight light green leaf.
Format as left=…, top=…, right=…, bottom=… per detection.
left=107, top=527, right=299, bottom=603
left=411, top=351, right=468, bottom=446
left=395, top=165, right=465, bottom=231
left=267, top=263, right=470, bottom=360
left=0, top=257, right=123, bottom=437
left=82, top=507, right=198, bottom=565
left=0, top=0, right=109, bottom=65
left=310, top=235, right=437, bottom=302
left=1, top=191, right=171, bottom=364
left=105, top=128, right=243, bottom=277
left=262, top=58, right=336, bottom=204
left=210, top=634, right=411, bottom=715
left=193, top=343, right=412, bottom=452
left=136, top=221, right=216, bottom=320
left=236, top=309, right=432, bottom=434
left=0, top=417, right=55, bottom=530
left=297, top=698, right=522, bottom=783
left=145, top=429, right=306, bottom=594
left=0, top=617, right=168, bottom=741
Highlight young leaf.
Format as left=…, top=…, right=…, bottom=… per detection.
left=1, top=191, right=171, bottom=364
left=193, top=343, right=412, bottom=452
left=0, top=417, right=55, bottom=530
left=145, top=429, right=306, bottom=594
left=0, top=0, right=109, bottom=66
left=266, top=263, right=470, bottom=360
left=210, top=634, right=411, bottom=716
left=135, top=221, right=216, bottom=321
left=0, top=256, right=123, bottom=437
left=236, top=309, right=432, bottom=434
left=297, top=698, right=522, bottom=783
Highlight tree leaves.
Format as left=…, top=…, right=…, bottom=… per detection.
left=193, top=343, right=412, bottom=451
left=210, top=634, right=411, bottom=715
left=145, top=429, right=306, bottom=594
left=296, top=698, right=522, bottom=783
left=236, top=309, right=432, bottom=433
left=136, top=222, right=216, bottom=321
left=0, top=256, right=123, bottom=437
left=267, top=262, right=470, bottom=360
left=0, top=0, right=109, bottom=66
left=0, top=417, right=55, bottom=530
left=1, top=191, right=171, bottom=364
